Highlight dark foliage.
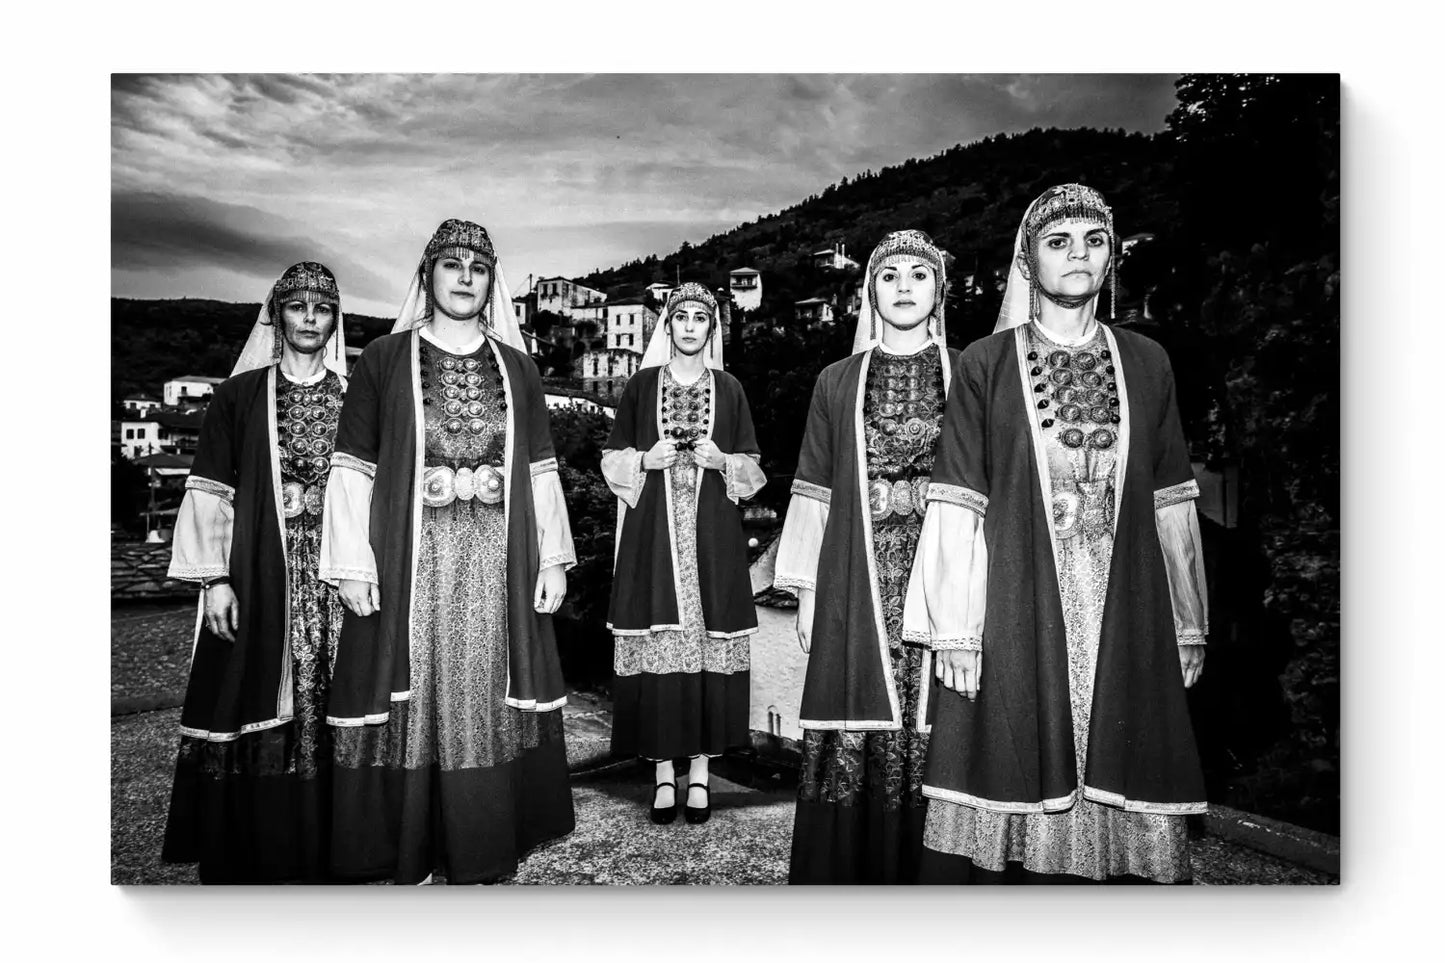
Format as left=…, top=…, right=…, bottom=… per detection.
left=110, top=298, right=392, bottom=405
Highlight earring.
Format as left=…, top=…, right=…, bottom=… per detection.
left=1029, top=281, right=1040, bottom=322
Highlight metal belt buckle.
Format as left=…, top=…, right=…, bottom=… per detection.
left=422, top=464, right=504, bottom=508
left=281, top=481, right=324, bottom=519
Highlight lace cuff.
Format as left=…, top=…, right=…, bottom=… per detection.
left=168, top=488, right=233, bottom=582
left=320, top=464, right=378, bottom=587
left=1156, top=499, right=1209, bottom=645
left=600, top=448, right=646, bottom=509
left=774, top=493, right=829, bottom=597
left=533, top=469, right=577, bottom=572
left=724, top=452, right=766, bottom=504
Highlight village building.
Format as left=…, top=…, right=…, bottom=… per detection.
left=729, top=268, right=762, bottom=313
left=811, top=242, right=859, bottom=272
left=162, top=374, right=225, bottom=408
left=605, top=296, right=657, bottom=353
left=794, top=297, right=835, bottom=326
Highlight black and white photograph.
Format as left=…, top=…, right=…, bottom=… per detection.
left=106, top=71, right=1342, bottom=889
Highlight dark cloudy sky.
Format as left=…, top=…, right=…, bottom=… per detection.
left=112, top=74, right=1179, bottom=317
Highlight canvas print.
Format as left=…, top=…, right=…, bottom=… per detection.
left=111, top=73, right=1339, bottom=885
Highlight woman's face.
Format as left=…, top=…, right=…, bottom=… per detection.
left=430, top=250, right=493, bottom=320
left=668, top=303, right=713, bottom=356
left=279, top=296, right=338, bottom=355
left=873, top=260, right=937, bottom=331
left=1029, top=218, right=1111, bottom=300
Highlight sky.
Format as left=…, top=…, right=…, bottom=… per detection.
left=112, top=74, right=1179, bottom=317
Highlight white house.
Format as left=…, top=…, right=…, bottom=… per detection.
left=729, top=268, right=762, bottom=313
left=812, top=242, right=859, bottom=272
left=120, top=410, right=206, bottom=460
left=794, top=297, right=834, bottom=326
left=606, top=297, right=657, bottom=353
left=163, top=375, right=225, bottom=408
left=122, top=393, right=162, bottom=418
left=645, top=282, right=673, bottom=306
left=534, top=277, right=606, bottom=319
left=120, top=420, right=163, bottom=460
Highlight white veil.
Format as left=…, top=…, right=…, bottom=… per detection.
left=993, top=184, right=1114, bottom=334
left=640, top=288, right=725, bottom=370
left=231, top=274, right=349, bottom=377
left=851, top=232, right=949, bottom=354
left=390, top=244, right=526, bottom=352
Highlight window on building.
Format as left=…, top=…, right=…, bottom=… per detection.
left=125, top=428, right=135, bottom=439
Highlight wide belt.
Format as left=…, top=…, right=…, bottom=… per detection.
left=421, top=463, right=505, bottom=508
left=281, top=480, right=326, bottom=519
left=868, top=475, right=930, bottom=521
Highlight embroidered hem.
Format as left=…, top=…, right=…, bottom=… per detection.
left=1153, top=479, right=1200, bottom=510
left=791, top=479, right=831, bottom=505
left=332, top=452, right=377, bottom=478
left=185, top=475, right=236, bottom=502
left=926, top=482, right=988, bottom=517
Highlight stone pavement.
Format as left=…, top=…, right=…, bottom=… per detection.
left=111, top=603, right=1337, bottom=886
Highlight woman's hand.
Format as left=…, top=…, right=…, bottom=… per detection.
left=643, top=439, right=678, bottom=470
left=692, top=439, right=727, bottom=472
left=535, top=563, right=567, bottom=614
left=1180, top=644, right=1206, bottom=688
left=796, top=588, right=815, bottom=654
left=204, top=583, right=240, bottom=642
left=935, top=650, right=983, bottom=700
left=339, top=579, right=380, bottom=617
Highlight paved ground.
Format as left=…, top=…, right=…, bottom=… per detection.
left=112, top=602, right=1337, bottom=886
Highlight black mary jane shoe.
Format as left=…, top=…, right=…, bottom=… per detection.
left=683, top=782, right=711, bottom=825
left=650, top=782, right=679, bottom=825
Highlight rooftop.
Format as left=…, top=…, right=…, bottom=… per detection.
left=167, top=375, right=225, bottom=384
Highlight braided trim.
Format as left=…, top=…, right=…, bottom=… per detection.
left=530, top=457, right=559, bottom=478
left=332, top=452, right=377, bottom=478
left=790, top=479, right=831, bottom=505
left=184, top=476, right=235, bottom=502
left=926, top=482, right=988, bottom=518
left=1153, top=479, right=1200, bottom=510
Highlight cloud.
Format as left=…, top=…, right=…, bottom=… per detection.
left=111, top=73, right=1179, bottom=309
left=111, top=191, right=395, bottom=305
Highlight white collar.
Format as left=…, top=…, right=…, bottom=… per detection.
left=1030, top=318, right=1100, bottom=347
left=278, top=366, right=328, bottom=385
left=875, top=337, right=934, bottom=357
left=420, top=325, right=489, bottom=355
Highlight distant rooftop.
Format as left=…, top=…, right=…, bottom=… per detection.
left=730, top=267, right=759, bottom=275
left=168, top=374, right=225, bottom=384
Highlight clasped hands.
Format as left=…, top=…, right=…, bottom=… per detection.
left=643, top=438, right=726, bottom=472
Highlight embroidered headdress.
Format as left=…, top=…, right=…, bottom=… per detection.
left=852, top=229, right=949, bottom=353
left=996, top=183, right=1116, bottom=332
left=640, top=280, right=724, bottom=370
left=231, top=261, right=348, bottom=376
left=391, top=218, right=525, bottom=351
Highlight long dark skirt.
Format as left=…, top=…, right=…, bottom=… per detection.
left=162, top=515, right=342, bottom=883
left=789, top=517, right=930, bottom=885
left=329, top=498, right=574, bottom=885
left=611, top=460, right=751, bottom=761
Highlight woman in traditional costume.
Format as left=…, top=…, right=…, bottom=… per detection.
left=774, top=231, right=962, bottom=883
left=601, top=282, right=766, bottom=825
left=905, top=184, right=1209, bottom=884
left=163, top=262, right=349, bottom=883
left=320, top=218, right=576, bottom=884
